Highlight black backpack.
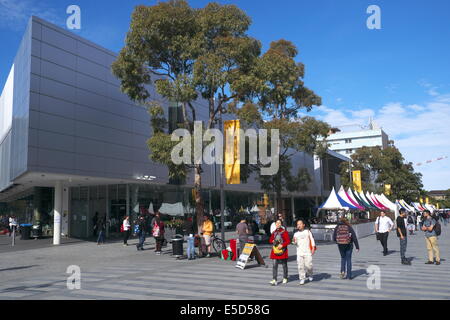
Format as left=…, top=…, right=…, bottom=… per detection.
left=434, top=221, right=442, bottom=236
left=407, top=216, right=414, bottom=224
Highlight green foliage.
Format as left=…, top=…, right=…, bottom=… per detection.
left=112, top=0, right=327, bottom=218
left=249, top=40, right=322, bottom=119
left=340, top=146, right=423, bottom=202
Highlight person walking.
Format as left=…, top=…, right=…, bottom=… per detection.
left=182, top=217, right=196, bottom=260
left=151, top=212, right=165, bottom=255
left=375, top=211, right=393, bottom=256
left=333, top=217, right=360, bottom=280
left=406, top=213, right=415, bottom=235
left=416, top=213, right=423, bottom=231
left=9, top=216, right=18, bottom=237
left=236, top=218, right=249, bottom=255
left=96, top=217, right=106, bottom=245
left=122, top=216, right=131, bottom=246
left=292, top=219, right=316, bottom=285
left=396, top=209, right=411, bottom=265
left=135, top=215, right=147, bottom=251
left=200, top=214, right=214, bottom=258
left=269, top=219, right=290, bottom=286
left=421, top=210, right=441, bottom=265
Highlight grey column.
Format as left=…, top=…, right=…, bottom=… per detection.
left=126, top=184, right=130, bottom=218
left=53, top=181, right=63, bottom=245
left=291, top=196, right=296, bottom=222
left=105, top=185, right=109, bottom=238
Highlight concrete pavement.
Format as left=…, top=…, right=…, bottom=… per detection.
left=0, top=224, right=448, bottom=300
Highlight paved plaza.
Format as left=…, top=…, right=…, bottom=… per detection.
left=0, top=225, right=449, bottom=300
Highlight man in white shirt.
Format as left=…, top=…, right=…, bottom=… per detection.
left=8, top=216, right=18, bottom=237
left=375, top=211, right=394, bottom=256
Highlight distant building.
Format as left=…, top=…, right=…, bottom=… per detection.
left=326, top=119, right=389, bottom=157
left=429, top=190, right=449, bottom=201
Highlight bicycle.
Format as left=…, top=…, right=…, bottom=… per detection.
left=211, top=233, right=226, bottom=254
left=198, top=233, right=226, bottom=255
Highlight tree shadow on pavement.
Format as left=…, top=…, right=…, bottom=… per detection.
left=0, top=265, right=39, bottom=272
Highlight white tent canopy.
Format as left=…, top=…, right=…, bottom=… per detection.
left=338, top=186, right=363, bottom=210
left=318, top=187, right=353, bottom=213
left=148, top=202, right=154, bottom=214
left=158, top=202, right=184, bottom=216
left=375, top=194, right=397, bottom=212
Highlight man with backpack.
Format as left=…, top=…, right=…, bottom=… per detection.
left=421, top=210, right=441, bottom=265
left=375, top=211, right=394, bottom=256
left=333, top=217, right=359, bottom=280
left=396, top=209, right=411, bottom=265
left=406, top=213, right=415, bottom=235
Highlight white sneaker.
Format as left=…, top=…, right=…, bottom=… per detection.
left=299, top=279, right=305, bottom=285
left=308, top=276, right=313, bottom=282
left=282, top=278, right=288, bottom=284
left=270, top=279, right=277, bottom=286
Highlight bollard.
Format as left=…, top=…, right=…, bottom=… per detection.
left=11, top=227, right=15, bottom=246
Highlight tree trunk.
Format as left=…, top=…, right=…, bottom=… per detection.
left=195, top=165, right=204, bottom=234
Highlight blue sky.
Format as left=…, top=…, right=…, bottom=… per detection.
left=1, top=0, right=449, bottom=191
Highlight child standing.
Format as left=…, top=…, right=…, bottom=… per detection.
left=292, top=219, right=316, bottom=285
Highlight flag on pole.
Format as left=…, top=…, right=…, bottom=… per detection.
left=352, top=170, right=362, bottom=193
left=224, top=120, right=240, bottom=184
left=384, top=184, right=391, bottom=196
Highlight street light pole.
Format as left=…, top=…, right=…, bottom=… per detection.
left=219, top=107, right=225, bottom=242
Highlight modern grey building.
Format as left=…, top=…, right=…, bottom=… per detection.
left=326, top=120, right=390, bottom=157
left=0, top=17, right=347, bottom=242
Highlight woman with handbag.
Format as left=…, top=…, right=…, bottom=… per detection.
left=151, top=212, right=165, bottom=255
left=269, top=219, right=290, bottom=286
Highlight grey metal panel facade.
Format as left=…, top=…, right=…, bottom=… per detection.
left=1, top=16, right=324, bottom=197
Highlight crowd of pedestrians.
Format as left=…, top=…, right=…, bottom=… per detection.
left=94, top=206, right=446, bottom=287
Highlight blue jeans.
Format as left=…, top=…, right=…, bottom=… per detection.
left=97, top=230, right=105, bottom=243
left=338, top=244, right=353, bottom=278
left=137, top=232, right=146, bottom=249
left=187, top=236, right=195, bottom=259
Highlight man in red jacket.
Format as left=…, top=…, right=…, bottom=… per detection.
left=269, top=219, right=291, bottom=286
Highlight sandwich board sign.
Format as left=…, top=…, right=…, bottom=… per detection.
left=235, top=243, right=266, bottom=270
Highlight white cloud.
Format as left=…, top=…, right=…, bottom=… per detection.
left=316, top=91, right=450, bottom=190
left=0, top=0, right=62, bottom=30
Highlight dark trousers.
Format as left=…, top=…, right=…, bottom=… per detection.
left=379, top=232, right=389, bottom=254
left=338, top=244, right=353, bottom=278
left=123, top=230, right=131, bottom=244
left=399, top=237, right=407, bottom=260
left=238, top=236, right=248, bottom=254
left=155, top=237, right=164, bottom=252
left=272, top=259, right=288, bottom=281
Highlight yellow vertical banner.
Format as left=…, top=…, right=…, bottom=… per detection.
left=426, top=197, right=429, bottom=204
left=263, top=194, right=269, bottom=207
left=419, top=197, right=423, bottom=203
left=352, top=170, right=362, bottom=193
left=224, top=120, right=240, bottom=184
left=437, top=203, right=440, bottom=209
left=384, top=184, right=391, bottom=195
